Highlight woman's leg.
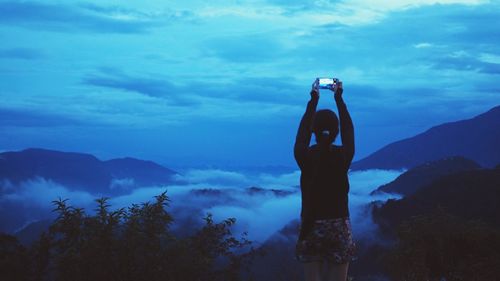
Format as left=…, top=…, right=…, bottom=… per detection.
left=324, top=262, right=349, bottom=281
left=304, top=261, right=322, bottom=281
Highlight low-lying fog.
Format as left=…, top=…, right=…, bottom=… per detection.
left=1, top=169, right=403, bottom=242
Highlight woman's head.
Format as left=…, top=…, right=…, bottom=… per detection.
left=312, top=109, right=339, bottom=146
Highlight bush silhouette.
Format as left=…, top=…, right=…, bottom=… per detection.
left=0, top=192, right=257, bottom=281
left=385, top=211, right=500, bottom=281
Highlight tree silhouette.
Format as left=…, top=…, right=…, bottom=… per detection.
left=0, top=192, right=257, bottom=281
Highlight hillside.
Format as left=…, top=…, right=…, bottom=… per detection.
left=0, top=148, right=177, bottom=195
left=372, top=167, right=500, bottom=235
left=371, top=156, right=481, bottom=196
left=352, top=106, right=500, bottom=170
left=104, top=157, right=176, bottom=187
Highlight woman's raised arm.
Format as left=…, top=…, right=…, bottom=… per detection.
left=334, top=82, right=355, bottom=167
left=294, top=82, right=319, bottom=170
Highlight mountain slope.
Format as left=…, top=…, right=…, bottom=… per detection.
left=104, top=157, right=176, bottom=187
left=371, top=156, right=481, bottom=197
left=0, top=148, right=176, bottom=195
left=372, top=167, right=500, bottom=234
left=352, top=106, right=500, bottom=170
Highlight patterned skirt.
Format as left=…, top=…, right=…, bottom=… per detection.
left=296, top=217, right=356, bottom=264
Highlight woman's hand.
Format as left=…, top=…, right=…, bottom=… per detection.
left=310, top=79, right=319, bottom=101
left=332, top=80, right=343, bottom=100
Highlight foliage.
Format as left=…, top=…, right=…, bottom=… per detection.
left=0, top=233, right=31, bottom=281
left=385, top=211, right=500, bottom=281
left=0, top=192, right=257, bottom=281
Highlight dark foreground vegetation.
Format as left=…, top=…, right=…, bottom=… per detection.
left=0, top=192, right=258, bottom=281
left=386, top=211, right=500, bottom=281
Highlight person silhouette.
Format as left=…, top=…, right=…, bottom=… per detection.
left=294, top=79, right=356, bottom=281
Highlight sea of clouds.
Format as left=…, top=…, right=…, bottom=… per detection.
left=1, top=168, right=403, bottom=243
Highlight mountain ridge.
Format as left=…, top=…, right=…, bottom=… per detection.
left=0, top=148, right=177, bottom=195
left=372, top=167, right=500, bottom=235
left=351, top=105, right=500, bottom=170
left=371, top=156, right=481, bottom=197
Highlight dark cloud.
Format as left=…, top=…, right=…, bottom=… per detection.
left=480, top=63, right=500, bottom=75
left=475, top=84, right=500, bottom=93
left=0, top=1, right=159, bottom=33
left=77, top=3, right=150, bottom=15
left=265, top=0, right=335, bottom=16
left=0, top=108, right=83, bottom=127
left=431, top=54, right=500, bottom=75
left=83, top=72, right=197, bottom=106
left=186, top=76, right=306, bottom=105
left=84, top=68, right=306, bottom=105
left=0, top=48, right=44, bottom=60
left=84, top=74, right=174, bottom=97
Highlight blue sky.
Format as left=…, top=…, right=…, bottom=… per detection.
left=0, top=0, right=499, bottom=168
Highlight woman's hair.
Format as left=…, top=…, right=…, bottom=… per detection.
left=313, top=109, right=339, bottom=141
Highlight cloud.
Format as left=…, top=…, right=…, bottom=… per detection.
left=230, top=77, right=304, bottom=104
left=257, top=170, right=301, bottom=190
left=266, top=0, right=317, bottom=6
left=413, top=42, right=433, bottom=49
left=444, top=3, right=500, bottom=44
left=292, top=2, right=500, bottom=121
left=207, top=194, right=301, bottom=242
left=431, top=52, right=500, bottom=74
left=339, top=0, right=484, bottom=11
left=170, top=169, right=302, bottom=241
left=110, top=178, right=135, bottom=190
left=174, top=169, right=250, bottom=186
left=347, top=169, right=403, bottom=240
left=0, top=48, right=44, bottom=60
left=190, top=76, right=304, bottom=105
left=204, top=169, right=404, bottom=242
left=82, top=71, right=197, bottom=106
left=479, top=53, right=500, bottom=64
left=308, top=3, right=500, bottom=69
left=117, top=182, right=296, bottom=238
left=0, top=178, right=95, bottom=232
left=260, top=0, right=487, bottom=28
left=1, top=167, right=403, bottom=244
left=172, top=169, right=301, bottom=190
left=83, top=68, right=306, bottom=107
left=2, top=177, right=95, bottom=207
left=0, top=107, right=84, bottom=127
left=0, top=1, right=162, bottom=33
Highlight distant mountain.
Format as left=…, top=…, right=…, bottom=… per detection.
left=352, top=106, right=500, bottom=170
left=0, top=148, right=177, bottom=195
left=104, top=157, right=176, bottom=187
left=371, top=156, right=481, bottom=197
left=372, top=167, right=500, bottom=235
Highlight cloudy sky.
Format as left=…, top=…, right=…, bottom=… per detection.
left=0, top=0, right=499, bottom=168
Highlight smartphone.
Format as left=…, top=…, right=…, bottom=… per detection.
left=317, top=78, right=339, bottom=89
